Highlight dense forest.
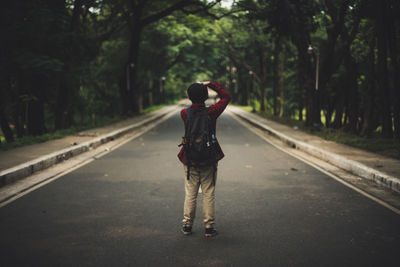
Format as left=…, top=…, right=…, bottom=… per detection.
left=1, top=0, right=399, bottom=145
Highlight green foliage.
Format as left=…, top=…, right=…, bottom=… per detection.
left=1, top=0, right=400, bottom=149
left=315, top=130, right=400, bottom=159
left=236, top=105, right=400, bottom=159
left=80, top=39, right=128, bottom=118
left=15, top=54, right=64, bottom=75
left=0, top=104, right=169, bottom=150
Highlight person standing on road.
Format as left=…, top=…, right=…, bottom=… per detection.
left=178, top=81, right=231, bottom=237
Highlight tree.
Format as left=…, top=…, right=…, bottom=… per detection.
left=375, top=0, right=393, bottom=137
left=120, top=0, right=219, bottom=114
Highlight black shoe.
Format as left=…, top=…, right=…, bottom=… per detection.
left=182, top=225, right=192, bottom=235
left=205, top=227, right=217, bottom=237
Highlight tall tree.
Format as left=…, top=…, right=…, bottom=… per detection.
left=387, top=0, right=400, bottom=139
left=122, top=0, right=218, bottom=114
left=375, top=0, right=393, bottom=137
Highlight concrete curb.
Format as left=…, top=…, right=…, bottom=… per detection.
left=229, top=106, right=400, bottom=194
left=0, top=105, right=176, bottom=187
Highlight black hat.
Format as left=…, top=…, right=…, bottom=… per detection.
left=187, top=83, right=208, bottom=103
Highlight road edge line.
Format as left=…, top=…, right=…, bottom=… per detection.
left=0, top=107, right=178, bottom=208
left=0, top=105, right=176, bottom=188
left=229, top=110, right=400, bottom=216
left=228, top=106, right=400, bottom=194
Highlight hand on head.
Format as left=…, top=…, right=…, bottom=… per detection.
left=187, top=82, right=209, bottom=103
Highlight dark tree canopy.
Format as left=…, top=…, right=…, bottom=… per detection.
left=1, top=0, right=400, bottom=147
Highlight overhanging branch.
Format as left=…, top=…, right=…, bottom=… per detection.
left=141, top=0, right=204, bottom=26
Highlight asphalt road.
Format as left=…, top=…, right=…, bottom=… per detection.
left=0, top=112, right=399, bottom=267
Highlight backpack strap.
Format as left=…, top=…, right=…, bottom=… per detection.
left=185, top=107, right=193, bottom=136
left=185, top=107, right=193, bottom=180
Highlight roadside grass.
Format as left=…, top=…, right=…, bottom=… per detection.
left=314, top=128, right=400, bottom=159
left=235, top=105, right=400, bottom=160
left=0, top=103, right=173, bottom=151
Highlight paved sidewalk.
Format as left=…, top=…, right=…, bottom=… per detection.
left=0, top=109, right=171, bottom=171
left=228, top=106, right=400, bottom=194
left=0, top=104, right=180, bottom=186
left=1, top=101, right=399, bottom=195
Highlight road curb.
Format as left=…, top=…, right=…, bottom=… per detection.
left=0, top=105, right=176, bottom=187
left=229, top=106, right=400, bottom=194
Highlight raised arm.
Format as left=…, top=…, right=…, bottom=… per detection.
left=204, top=81, right=231, bottom=119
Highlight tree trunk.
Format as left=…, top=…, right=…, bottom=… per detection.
left=325, top=109, right=332, bottom=128
left=279, top=52, right=285, bottom=117
left=259, top=84, right=266, bottom=112
left=291, top=31, right=314, bottom=125
left=123, top=0, right=212, bottom=112
left=297, top=44, right=314, bottom=126
left=13, top=102, right=24, bottom=138
left=14, top=75, right=25, bottom=138
left=343, top=51, right=359, bottom=133
left=332, top=108, right=344, bottom=129
left=332, top=85, right=345, bottom=129
left=126, top=5, right=143, bottom=114
left=54, top=0, right=79, bottom=129
left=55, top=74, right=75, bottom=129
left=148, top=79, right=153, bottom=107
left=298, top=102, right=303, bottom=121
left=55, top=77, right=69, bottom=129
left=119, top=73, right=128, bottom=115
left=311, top=52, right=322, bottom=126
left=0, top=105, right=14, bottom=142
left=376, top=0, right=393, bottom=137
left=138, top=92, right=143, bottom=112
left=387, top=9, right=400, bottom=139
left=256, top=46, right=268, bottom=112
left=361, top=38, right=376, bottom=136
left=317, top=0, right=350, bottom=124
left=27, top=98, right=45, bottom=135
left=240, top=72, right=249, bottom=106
left=272, top=37, right=280, bottom=116
left=27, top=75, right=46, bottom=135
left=0, top=46, right=14, bottom=142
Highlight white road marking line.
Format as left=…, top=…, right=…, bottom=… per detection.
left=0, top=158, right=95, bottom=208
left=0, top=108, right=178, bottom=208
left=229, top=111, right=400, bottom=216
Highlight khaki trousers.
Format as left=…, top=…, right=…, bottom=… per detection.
left=182, top=164, right=217, bottom=229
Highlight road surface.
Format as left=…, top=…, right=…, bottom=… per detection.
left=0, top=112, right=399, bottom=266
